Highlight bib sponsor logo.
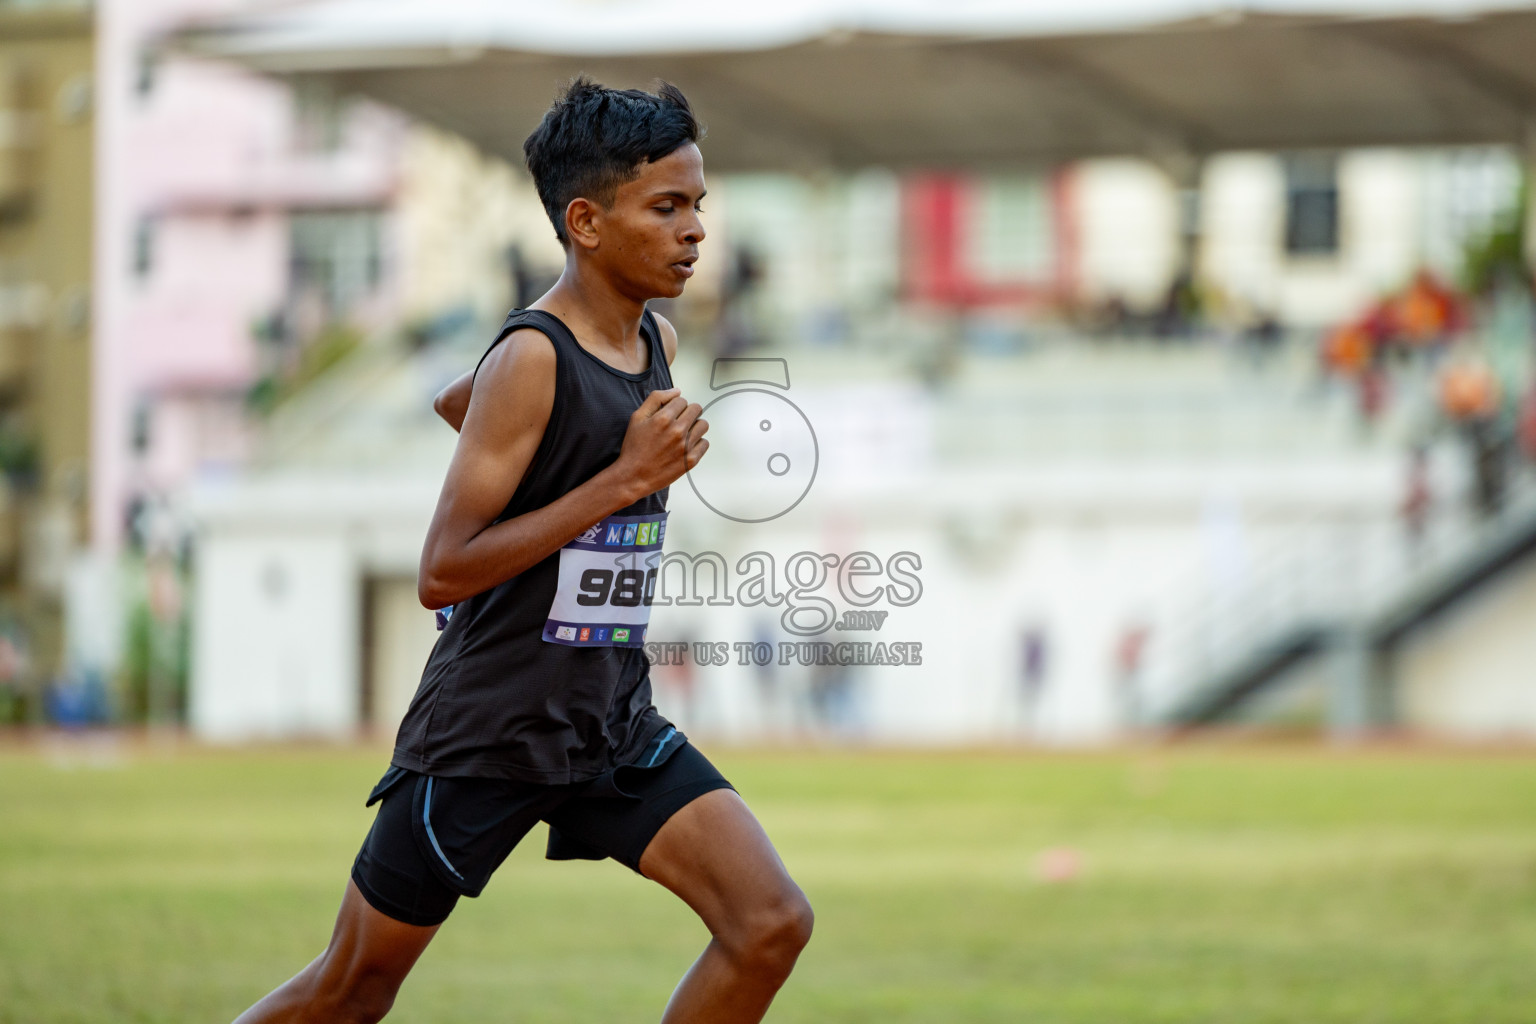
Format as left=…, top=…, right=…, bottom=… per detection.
left=545, top=512, right=668, bottom=647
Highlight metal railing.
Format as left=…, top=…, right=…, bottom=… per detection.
left=1146, top=460, right=1536, bottom=723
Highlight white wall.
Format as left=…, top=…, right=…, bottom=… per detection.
left=1073, top=158, right=1181, bottom=309
left=1200, top=152, right=1285, bottom=313
left=1397, top=555, right=1536, bottom=738
left=366, top=575, right=441, bottom=736
left=186, top=474, right=437, bottom=741
left=644, top=455, right=1403, bottom=746
left=190, top=529, right=359, bottom=740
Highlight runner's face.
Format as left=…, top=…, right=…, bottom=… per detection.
left=596, top=143, right=706, bottom=300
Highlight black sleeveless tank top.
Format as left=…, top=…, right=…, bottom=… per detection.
left=390, top=308, right=674, bottom=783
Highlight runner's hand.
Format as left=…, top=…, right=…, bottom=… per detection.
left=616, top=388, right=709, bottom=496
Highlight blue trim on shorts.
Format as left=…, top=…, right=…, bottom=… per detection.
left=644, top=726, right=677, bottom=768
left=421, top=777, right=465, bottom=880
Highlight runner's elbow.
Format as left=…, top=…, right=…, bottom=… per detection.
left=432, top=390, right=464, bottom=428
left=417, top=565, right=454, bottom=610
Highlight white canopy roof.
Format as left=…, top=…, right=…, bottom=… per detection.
left=175, top=0, right=1536, bottom=169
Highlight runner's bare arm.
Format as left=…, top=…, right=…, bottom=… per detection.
left=434, top=316, right=677, bottom=436
left=417, top=328, right=709, bottom=609
left=432, top=370, right=474, bottom=432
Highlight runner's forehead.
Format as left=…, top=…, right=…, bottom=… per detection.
left=623, top=145, right=705, bottom=199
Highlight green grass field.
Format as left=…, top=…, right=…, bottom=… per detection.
left=4, top=739, right=1536, bottom=1023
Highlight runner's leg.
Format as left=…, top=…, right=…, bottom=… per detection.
left=231, top=880, right=439, bottom=1024
left=638, top=788, right=814, bottom=1024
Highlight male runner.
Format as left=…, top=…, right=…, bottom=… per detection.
left=233, top=78, right=813, bottom=1024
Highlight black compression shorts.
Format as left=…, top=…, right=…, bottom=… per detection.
left=350, top=734, right=735, bottom=927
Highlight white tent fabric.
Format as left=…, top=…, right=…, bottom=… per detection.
left=174, top=0, right=1536, bottom=168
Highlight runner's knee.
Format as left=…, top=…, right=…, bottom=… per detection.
left=308, top=961, right=405, bottom=1024
left=314, top=987, right=396, bottom=1024
left=723, top=887, right=814, bottom=976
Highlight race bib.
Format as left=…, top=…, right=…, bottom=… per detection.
left=542, top=511, right=668, bottom=648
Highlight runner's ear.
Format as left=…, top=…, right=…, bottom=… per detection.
left=565, top=197, right=601, bottom=250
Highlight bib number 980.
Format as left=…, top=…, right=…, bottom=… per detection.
left=544, top=511, right=667, bottom=647
left=577, top=567, right=658, bottom=608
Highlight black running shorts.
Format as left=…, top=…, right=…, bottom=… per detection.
left=350, top=732, right=735, bottom=926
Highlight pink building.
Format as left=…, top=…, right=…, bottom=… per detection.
left=94, top=0, right=405, bottom=553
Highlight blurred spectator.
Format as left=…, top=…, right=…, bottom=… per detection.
left=1400, top=446, right=1432, bottom=560
left=808, top=660, right=860, bottom=736
left=1153, top=270, right=1200, bottom=340
left=1357, top=365, right=1389, bottom=430
left=45, top=669, right=111, bottom=729
left=713, top=244, right=767, bottom=358
left=1085, top=294, right=1131, bottom=338
left=120, top=551, right=190, bottom=726
left=1018, top=624, right=1049, bottom=731
left=1394, top=270, right=1463, bottom=353
left=1469, top=420, right=1511, bottom=519
left=1322, top=270, right=1470, bottom=428
left=1438, top=356, right=1501, bottom=421
left=1517, top=385, right=1536, bottom=463
left=1113, top=622, right=1151, bottom=729
left=1322, top=321, right=1373, bottom=376
left=1439, top=356, right=1508, bottom=518
left=1244, top=310, right=1283, bottom=363
left=507, top=243, right=560, bottom=310
left=655, top=630, right=698, bottom=727
left=750, top=618, right=780, bottom=727
left=0, top=623, right=31, bottom=725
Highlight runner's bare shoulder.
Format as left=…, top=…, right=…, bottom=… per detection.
left=465, top=326, right=558, bottom=442
left=652, top=311, right=680, bottom=367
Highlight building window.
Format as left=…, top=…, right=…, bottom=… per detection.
left=971, top=175, right=1054, bottom=283
left=1283, top=153, right=1339, bottom=257
left=135, top=48, right=158, bottom=99
left=132, top=216, right=156, bottom=279
left=289, top=210, right=384, bottom=317
left=903, top=172, right=1068, bottom=307
left=1442, top=148, right=1522, bottom=248
left=292, top=80, right=344, bottom=154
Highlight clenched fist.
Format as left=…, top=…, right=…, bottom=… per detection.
left=614, top=387, right=709, bottom=498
